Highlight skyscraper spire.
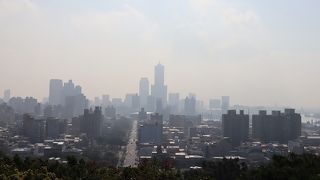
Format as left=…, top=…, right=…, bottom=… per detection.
left=151, top=63, right=167, bottom=105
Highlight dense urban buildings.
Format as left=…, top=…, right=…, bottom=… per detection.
left=0, top=63, right=316, bottom=172
left=1, top=1, right=319, bottom=178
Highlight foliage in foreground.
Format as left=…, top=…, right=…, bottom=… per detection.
left=1, top=152, right=320, bottom=179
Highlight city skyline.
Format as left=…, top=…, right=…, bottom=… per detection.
left=1, top=1, right=320, bottom=177
left=1, top=0, right=320, bottom=109
left=1, top=62, right=319, bottom=110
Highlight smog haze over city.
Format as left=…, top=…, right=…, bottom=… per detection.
left=1, top=1, right=320, bottom=179
left=0, top=0, right=319, bottom=109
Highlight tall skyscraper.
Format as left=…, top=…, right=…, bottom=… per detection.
left=3, top=89, right=10, bottom=102
left=49, top=79, right=63, bottom=105
left=139, top=77, right=149, bottom=109
left=151, top=63, right=167, bottom=105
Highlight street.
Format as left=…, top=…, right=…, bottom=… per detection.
left=123, top=119, right=138, bottom=167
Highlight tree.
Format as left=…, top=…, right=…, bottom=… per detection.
left=13, top=154, right=23, bottom=170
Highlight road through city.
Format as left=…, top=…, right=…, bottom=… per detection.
left=123, top=119, right=138, bottom=167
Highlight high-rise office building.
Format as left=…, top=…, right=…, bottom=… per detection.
left=139, top=77, right=149, bottom=109
left=222, top=110, right=249, bottom=146
left=3, top=89, right=10, bottom=102
left=252, top=109, right=301, bottom=143
left=49, top=79, right=63, bottom=105
left=221, top=96, right=230, bottom=114
left=151, top=63, right=167, bottom=105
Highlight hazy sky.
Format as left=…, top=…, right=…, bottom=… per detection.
left=0, top=0, right=319, bottom=109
